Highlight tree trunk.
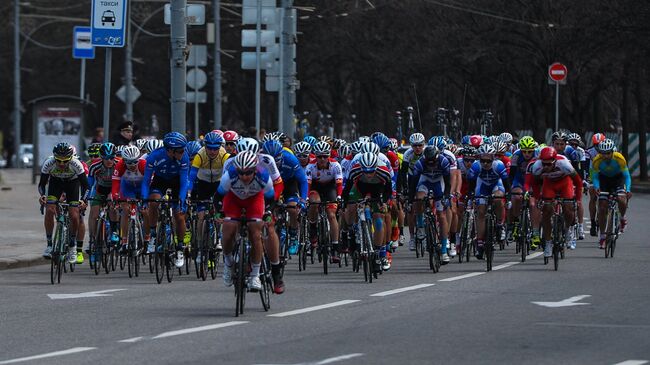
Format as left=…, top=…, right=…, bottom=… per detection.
left=621, top=63, right=630, bottom=157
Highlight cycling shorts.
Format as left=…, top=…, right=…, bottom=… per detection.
left=597, top=173, right=626, bottom=199
left=120, top=180, right=142, bottom=200
left=223, top=191, right=265, bottom=220
left=475, top=179, right=505, bottom=204
left=90, top=185, right=112, bottom=206
left=282, top=178, right=301, bottom=204
left=47, top=177, right=80, bottom=206
left=309, top=181, right=337, bottom=209
left=541, top=176, right=574, bottom=200
left=194, top=179, right=218, bottom=212
left=416, top=178, right=444, bottom=199
left=511, top=174, right=525, bottom=189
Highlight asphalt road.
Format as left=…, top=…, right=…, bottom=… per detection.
left=1, top=195, right=649, bottom=365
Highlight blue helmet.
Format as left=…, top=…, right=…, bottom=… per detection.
left=203, top=131, right=225, bottom=149
left=99, top=142, right=116, bottom=159
left=372, top=133, right=391, bottom=151
left=163, top=132, right=187, bottom=149
left=303, top=135, right=318, bottom=147
left=185, top=140, right=202, bottom=157
left=461, top=135, right=471, bottom=146
left=428, top=136, right=447, bottom=150
left=262, top=140, right=284, bottom=158
left=482, top=135, right=492, bottom=145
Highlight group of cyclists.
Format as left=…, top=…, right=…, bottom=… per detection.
left=38, top=126, right=632, bottom=294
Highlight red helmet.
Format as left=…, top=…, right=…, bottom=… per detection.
left=223, top=130, right=239, bottom=142
left=469, top=135, right=483, bottom=148
left=591, top=133, right=606, bottom=145
left=539, top=146, right=558, bottom=161
left=212, top=129, right=224, bottom=136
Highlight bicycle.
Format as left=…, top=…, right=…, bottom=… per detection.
left=44, top=202, right=74, bottom=284
left=231, top=209, right=271, bottom=317
left=151, top=192, right=177, bottom=284
left=192, top=198, right=221, bottom=281
left=476, top=195, right=503, bottom=272
left=412, top=193, right=441, bottom=273
left=117, top=199, right=144, bottom=278
left=89, top=199, right=114, bottom=275
left=603, top=193, right=621, bottom=258
left=457, top=195, right=476, bottom=263
left=309, top=201, right=337, bottom=275
left=349, top=197, right=380, bottom=283
left=544, top=197, right=572, bottom=271
left=408, top=200, right=426, bottom=259
left=297, top=206, right=309, bottom=272
left=515, top=192, right=532, bottom=263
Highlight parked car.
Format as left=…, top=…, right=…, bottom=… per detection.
left=12, top=144, right=33, bottom=168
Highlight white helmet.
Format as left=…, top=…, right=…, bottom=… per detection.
left=477, top=144, right=496, bottom=156
left=145, top=139, right=164, bottom=153
left=358, top=136, right=371, bottom=143
left=340, top=144, right=353, bottom=157
left=359, top=152, right=379, bottom=172
left=313, top=141, right=331, bottom=156
left=499, top=132, right=513, bottom=144
left=409, top=133, right=425, bottom=145
left=350, top=141, right=364, bottom=154
left=234, top=151, right=258, bottom=170
left=135, top=139, right=147, bottom=151
left=361, top=142, right=380, bottom=155
left=293, top=141, right=311, bottom=155
left=236, top=137, right=260, bottom=154
left=493, top=141, right=509, bottom=154
left=122, top=145, right=141, bottom=162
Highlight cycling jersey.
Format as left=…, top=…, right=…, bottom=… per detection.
left=408, top=155, right=451, bottom=202
left=509, top=149, right=536, bottom=188
left=41, top=157, right=85, bottom=181
left=141, top=147, right=190, bottom=204
left=111, top=159, right=146, bottom=200
left=217, top=165, right=275, bottom=220
left=590, top=152, right=631, bottom=191
left=188, top=147, right=229, bottom=190
left=88, top=160, right=115, bottom=190
left=348, top=152, right=394, bottom=179
left=529, top=155, right=575, bottom=181
left=342, top=162, right=392, bottom=203
left=306, top=158, right=343, bottom=196
left=529, top=155, right=581, bottom=199
left=467, top=159, right=509, bottom=198
left=224, top=153, right=283, bottom=185
left=277, top=150, right=309, bottom=201
left=38, top=156, right=89, bottom=204
left=340, top=155, right=354, bottom=179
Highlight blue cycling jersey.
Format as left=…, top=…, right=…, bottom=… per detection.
left=276, top=150, right=308, bottom=200
left=409, top=155, right=451, bottom=181
left=141, top=148, right=190, bottom=202
left=559, top=145, right=579, bottom=162
left=467, top=159, right=508, bottom=186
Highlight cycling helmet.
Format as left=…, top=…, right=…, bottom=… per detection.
left=373, top=134, right=391, bottom=151
left=333, top=139, right=345, bottom=150
left=262, top=140, right=284, bottom=158
left=313, top=141, right=331, bottom=156
left=122, top=145, right=140, bottom=163
left=87, top=143, right=101, bottom=158
left=596, top=139, right=615, bottom=153
left=234, top=151, right=258, bottom=171
left=469, top=135, right=483, bottom=148
left=428, top=136, right=447, bottom=150
left=493, top=141, right=509, bottom=154
left=461, top=135, right=471, bottom=146
left=477, top=144, right=496, bottom=156
left=223, top=130, right=240, bottom=142
left=389, top=138, right=399, bottom=151
left=350, top=140, right=364, bottom=155
left=518, top=136, right=537, bottom=150
left=204, top=131, right=225, bottom=149
left=319, top=135, right=333, bottom=145
left=185, top=140, right=202, bottom=157
left=237, top=137, right=260, bottom=154
left=370, top=132, right=383, bottom=140
left=409, top=133, right=425, bottom=145
left=482, top=136, right=492, bottom=145
left=115, top=145, right=126, bottom=158
left=567, top=133, right=581, bottom=143
left=135, top=139, right=147, bottom=151
left=276, top=132, right=288, bottom=144
left=448, top=144, right=459, bottom=155
left=551, top=131, right=567, bottom=142
left=592, top=133, right=606, bottom=145
left=358, top=135, right=371, bottom=144
left=304, top=135, right=318, bottom=147
left=212, top=129, right=224, bottom=136
left=53, top=142, right=74, bottom=160
left=163, top=132, right=187, bottom=149
left=499, top=132, right=513, bottom=144
left=539, top=146, right=558, bottom=160
left=262, top=133, right=278, bottom=142
left=423, top=145, right=440, bottom=161
left=361, top=142, right=380, bottom=155
left=99, top=142, right=116, bottom=159
left=145, top=139, right=164, bottom=154
left=359, top=152, right=378, bottom=172
left=340, top=144, right=353, bottom=157
left=293, top=141, right=311, bottom=155
left=460, top=146, right=478, bottom=158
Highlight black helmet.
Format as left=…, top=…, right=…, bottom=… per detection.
left=53, top=142, right=74, bottom=160
left=423, top=145, right=440, bottom=161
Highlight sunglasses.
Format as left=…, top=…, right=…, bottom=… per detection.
left=464, top=159, right=476, bottom=163
left=521, top=150, right=534, bottom=154
left=225, top=142, right=237, bottom=147
left=316, top=155, right=329, bottom=159
left=206, top=146, right=221, bottom=151
left=412, top=144, right=424, bottom=148
left=480, top=159, right=493, bottom=164
left=125, top=160, right=139, bottom=166
left=237, top=169, right=255, bottom=176
left=297, top=154, right=310, bottom=159
left=55, top=158, right=70, bottom=163
left=102, top=157, right=115, bottom=161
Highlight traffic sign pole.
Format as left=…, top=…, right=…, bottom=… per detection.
left=255, top=0, right=262, bottom=135
left=555, top=81, right=560, bottom=132
left=80, top=59, right=86, bottom=100
left=548, top=62, right=567, bottom=132
left=102, top=48, right=112, bottom=142
left=170, top=0, right=187, bottom=134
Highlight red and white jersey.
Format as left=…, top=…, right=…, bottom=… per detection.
left=530, top=155, right=575, bottom=181
left=306, top=159, right=343, bottom=185
left=112, top=159, right=146, bottom=185
left=340, top=155, right=354, bottom=177
left=385, top=150, right=400, bottom=174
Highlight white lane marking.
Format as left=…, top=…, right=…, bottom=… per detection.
left=0, top=347, right=96, bottom=364
left=268, top=300, right=360, bottom=318
left=254, top=353, right=364, bottom=365
left=152, top=321, right=248, bottom=339
left=118, top=337, right=144, bottom=343
left=438, top=272, right=485, bottom=282
left=532, top=295, right=591, bottom=308
left=612, top=361, right=649, bottom=365
left=370, top=284, right=435, bottom=297
left=526, top=252, right=543, bottom=260
left=536, top=322, right=650, bottom=329
left=492, top=261, right=519, bottom=271
left=47, top=289, right=127, bottom=300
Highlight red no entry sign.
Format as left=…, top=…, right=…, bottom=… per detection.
left=548, top=62, right=568, bottom=82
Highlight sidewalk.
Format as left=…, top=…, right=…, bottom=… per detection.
left=0, top=168, right=47, bottom=270
left=632, top=178, right=650, bottom=194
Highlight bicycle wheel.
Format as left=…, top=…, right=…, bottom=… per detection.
left=50, top=226, right=61, bottom=284
left=154, top=225, right=165, bottom=284
left=320, top=217, right=329, bottom=275
left=128, top=222, right=135, bottom=278
left=552, top=214, right=562, bottom=270
left=360, top=221, right=371, bottom=283
left=259, top=256, right=271, bottom=311
left=519, top=209, right=529, bottom=263
left=485, top=214, right=494, bottom=272
left=235, top=239, right=247, bottom=317
left=426, top=221, right=436, bottom=272
left=458, top=214, right=469, bottom=263
left=165, top=225, right=175, bottom=283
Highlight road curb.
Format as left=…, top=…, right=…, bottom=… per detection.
left=631, top=185, right=650, bottom=194
left=0, top=254, right=47, bottom=271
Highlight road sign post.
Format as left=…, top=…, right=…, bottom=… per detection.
left=548, top=62, right=568, bottom=132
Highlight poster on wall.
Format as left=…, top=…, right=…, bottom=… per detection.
left=37, top=107, right=82, bottom=166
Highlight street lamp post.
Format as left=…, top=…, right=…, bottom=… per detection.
left=14, top=0, right=22, bottom=163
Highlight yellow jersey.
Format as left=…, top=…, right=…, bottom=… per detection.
left=191, top=147, right=229, bottom=183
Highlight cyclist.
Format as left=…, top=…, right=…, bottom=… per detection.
left=223, top=130, right=240, bottom=155
left=499, top=132, right=514, bottom=156
left=141, top=132, right=190, bottom=267
left=529, top=147, right=582, bottom=256
left=567, top=132, right=588, bottom=240
left=342, top=152, right=393, bottom=271
left=398, top=132, right=426, bottom=251
left=87, top=143, right=121, bottom=251
left=454, top=146, right=477, bottom=253
left=293, top=141, right=313, bottom=169
left=38, top=143, right=89, bottom=263
left=217, top=151, right=275, bottom=292
left=409, top=145, right=452, bottom=263
left=590, top=139, right=632, bottom=248
left=187, top=131, right=229, bottom=261
left=508, top=136, right=541, bottom=249
left=305, top=141, right=343, bottom=262
left=429, top=136, right=460, bottom=257
left=467, top=144, right=509, bottom=260
left=374, top=134, right=401, bottom=249
left=111, top=145, right=147, bottom=253
left=142, top=139, right=163, bottom=161
left=389, top=137, right=407, bottom=247
left=586, top=133, right=606, bottom=236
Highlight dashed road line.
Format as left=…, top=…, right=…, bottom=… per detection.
left=152, top=321, right=249, bottom=339
left=612, top=361, right=649, bottom=365
left=118, top=337, right=144, bottom=343
left=370, top=283, right=435, bottom=297
left=268, top=300, right=360, bottom=318
left=0, top=347, right=96, bottom=365
left=438, top=272, right=485, bottom=282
